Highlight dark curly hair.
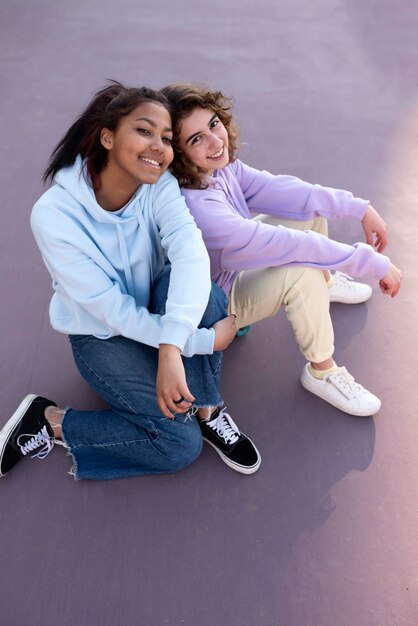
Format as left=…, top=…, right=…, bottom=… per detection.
left=161, top=83, right=240, bottom=189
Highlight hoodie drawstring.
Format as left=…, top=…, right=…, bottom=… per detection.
left=116, top=223, right=135, bottom=296
left=136, top=206, right=155, bottom=285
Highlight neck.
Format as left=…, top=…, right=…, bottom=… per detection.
left=94, top=168, right=141, bottom=212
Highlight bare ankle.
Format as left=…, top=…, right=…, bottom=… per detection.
left=197, top=406, right=214, bottom=421
left=311, top=358, right=335, bottom=372
left=44, top=406, right=65, bottom=439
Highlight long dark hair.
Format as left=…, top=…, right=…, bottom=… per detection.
left=161, top=83, right=240, bottom=189
left=43, top=80, right=170, bottom=183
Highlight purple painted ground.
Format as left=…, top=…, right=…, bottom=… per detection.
left=0, top=1, right=417, bottom=625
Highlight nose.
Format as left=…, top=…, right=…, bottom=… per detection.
left=208, top=134, right=222, bottom=153
left=150, top=137, right=164, bottom=153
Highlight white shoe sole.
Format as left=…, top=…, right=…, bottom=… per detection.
left=329, top=283, right=373, bottom=304
left=329, top=293, right=372, bottom=304
left=0, top=394, right=38, bottom=476
left=300, top=367, right=381, bottom=417
left=202, top=436, right=261, bottom=475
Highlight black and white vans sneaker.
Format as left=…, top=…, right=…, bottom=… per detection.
left=199, top=406, right=261, bottom=475
left=0, top=394, right=57, bottom=477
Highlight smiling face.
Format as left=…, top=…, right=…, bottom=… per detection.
left=100, top=101, right=174, bottom=191
left=176, top=107, right=230, bottom=175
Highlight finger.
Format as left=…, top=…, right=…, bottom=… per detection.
left=366, top=232, right=374, bottom=246
left=178, top=385, right=195, bottom=405
left=377, top=234, right=387, bottom=252
left=392, top=282, right=402, bottom=298
left=171, top=401, right=192, bottom=414
left=157, top=393, right=175, bottom=419
left=226, top=314, right=239, bottom=333
left=167, top=385, right=194, bottom=414
left=379, top=281, right=390, bottom=295
left=167, top=400, right=187, bottom=414
left=170, top=393, right=192, bottom=411
left=161, top=405, right=175, bottom=419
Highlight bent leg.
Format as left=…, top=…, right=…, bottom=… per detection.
left=63, top=266, right=230, bottom=480
left=229, top=265, right=334, bottom=363
left=65, top=334, right=202, bottom=480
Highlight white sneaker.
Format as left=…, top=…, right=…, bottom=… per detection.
left=300, top=364, right=381, bottom=416
left=328, top=271, right=372, bottom=304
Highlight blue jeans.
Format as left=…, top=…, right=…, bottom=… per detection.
left=62, top=269, right=229, bottom=480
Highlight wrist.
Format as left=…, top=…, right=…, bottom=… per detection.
left=361, top=203, right=372, bottom=222
left=159, top=343, right=181, bottom=356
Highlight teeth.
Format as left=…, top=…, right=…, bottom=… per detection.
left=140, top=157, right=161, bottom=166
left=208, top=146, right=224, bottom=159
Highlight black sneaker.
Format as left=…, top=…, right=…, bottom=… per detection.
left=199, top=406, right=261, bottom=474
left=0, top=394, right=57, bottom=477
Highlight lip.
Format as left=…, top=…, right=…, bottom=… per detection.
left=207, top=145, right=225, bottom=160
left=139, top=156, right=163, bottom=169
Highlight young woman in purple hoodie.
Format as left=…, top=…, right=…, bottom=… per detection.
left=162, top=83, right=403, bottom=418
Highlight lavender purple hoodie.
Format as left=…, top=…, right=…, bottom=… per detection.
left=181, top=159, right=390, bottom=293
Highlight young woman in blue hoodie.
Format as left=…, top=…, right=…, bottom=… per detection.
left=0, top=82, right=260, bottom=480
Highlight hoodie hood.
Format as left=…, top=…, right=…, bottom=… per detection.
left=54, top=155, right=156, bottom=291
left=54, top=155, right=148, bottom=224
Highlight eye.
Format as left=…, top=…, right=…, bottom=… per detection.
left=210, top=118, right=220, bottom=129
left=191, top=135, right=202, bottom=145
left=136, top=127, right=150, bottom=135
left=163, top=136, right=173, bottom=145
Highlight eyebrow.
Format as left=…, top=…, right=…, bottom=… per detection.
left=185, top=113, right=217, bottom=145
left=134, top=116, right=172, bottom=133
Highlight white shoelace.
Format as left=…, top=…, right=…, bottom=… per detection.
left=207, top=407, right=240, bottom=444
left=332, top=271, right=357, bottom=290
left=17, top=425, right=55, bottom=460
left=326, top=367, right=364, bottom=400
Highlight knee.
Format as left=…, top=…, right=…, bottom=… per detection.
left=286, top=267, right=325, bottom=293
left=284, top=267, right=328, bottom=311
left=161, top=418, right=203, bottom=472
left=199, top=282, right=229, bottom=329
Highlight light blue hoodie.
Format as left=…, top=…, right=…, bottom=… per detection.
left=31, top=156, right=215, bottom=357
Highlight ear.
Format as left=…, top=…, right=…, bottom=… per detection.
left=100, top=128, right=113, bottom=150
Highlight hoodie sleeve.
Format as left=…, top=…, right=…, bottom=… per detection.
left=233, top=160, right=369, bottom=222
left=183, top=186, right=390, bottom=281
left=150, top=172, right=214, bottom=355
left=31, top=186, right=214, bottom=357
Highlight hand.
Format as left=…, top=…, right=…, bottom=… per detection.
left=213, top=315, right=238, bottom=351
left=362, top=204, right=388, bottom=253
left=157, top=344, right=195, bottom=418
left=379, top=263, right=403, bottom=298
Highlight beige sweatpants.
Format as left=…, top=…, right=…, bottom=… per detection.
left=228, top=215, right=335, bottom=363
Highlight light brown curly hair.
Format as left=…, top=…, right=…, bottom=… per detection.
left=161, top=83, right=240, bottom=189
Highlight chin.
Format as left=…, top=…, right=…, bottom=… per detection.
left=139, top=169, right=165, bottom=184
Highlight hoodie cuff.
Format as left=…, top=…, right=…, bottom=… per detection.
left=347, top=198, right=369, bottom=221
left=182, top=328, right=215, bottom=357
left=159, top=322, right=215, bottom=357
left=372, top=252, right=391, bottom=280
left=159, top=320, right=192, bottom=353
